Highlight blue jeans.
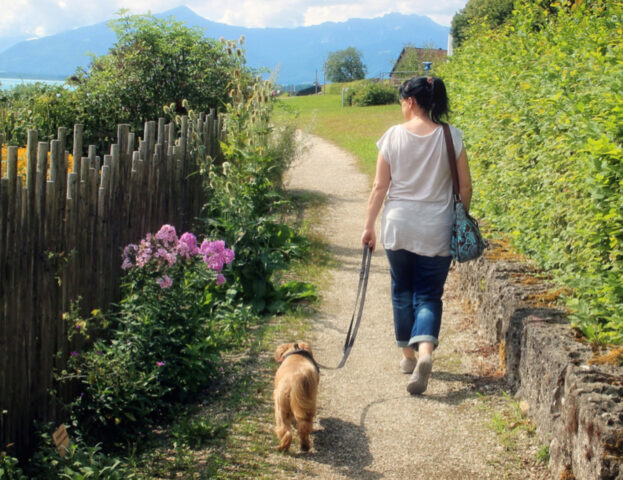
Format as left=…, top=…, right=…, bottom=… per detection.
left=385, top=249, right=452, bottom=350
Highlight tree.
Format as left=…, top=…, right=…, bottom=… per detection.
left=324, top=47, right=367, bottom=83
left=451, top=0, right=514, bottom=47
left=70, top=12, right=248, bottom=147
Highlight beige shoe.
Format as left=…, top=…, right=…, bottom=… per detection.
left=407, top=354, right=432, bottom=394
left=400, top=357, right=417, bottom=374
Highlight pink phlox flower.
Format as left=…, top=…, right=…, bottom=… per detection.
left=223, top=248, right=235, bottom=264
left=200, top=240, right=234, bottom=273
left=205, top=255, right=224, bottom=273
left=156, top=275, right=173, bottom=289
left=216, top=274, right=226, bottom=286
left=136, top=252, right=151, bottom=268
left=200, top=239, right=225, bottom=256
left=121, top=243, right=139, bottom=270
left=70, top=350, right=79, bottom=357
left=135, top=238, right=153, bottom=267
left=178, top=232, right=200, bottom=259
left=155, top=224, right=178, bottom=246
left=165, top=252, right=177, bottom=266
left=156, top=361, right=166, bottom=367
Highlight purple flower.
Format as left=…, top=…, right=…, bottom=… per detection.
left=155, top=224, right=178, bottom=245
left=178, top=232, right=200, bottom=258
left=223, top=248, right=235, bottom=264
left=70, top=350, right=79, bottom=357
left=205, top=255, right=224, bottom=273
left=156, top=361, right=166, bottom=367
left=156, top=275, right=173, bottom=289
left=216, top=274, right=226, bottom=286
left=165, top=252, right=177, bottom=267
left=200, top=240, right=225, bottom=255
left=121, top=244, right=138, bottom=269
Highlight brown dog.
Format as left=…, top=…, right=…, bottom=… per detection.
left=273, top=341, right=320, bottom=452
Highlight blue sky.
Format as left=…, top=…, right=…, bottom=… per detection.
left=0, top=0, right=468, bottom=39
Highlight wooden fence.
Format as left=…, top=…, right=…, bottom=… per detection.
left=0, top=112, right=222, bottom=459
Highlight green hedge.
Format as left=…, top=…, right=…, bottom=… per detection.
left=439, top=1, right=622, bottom=343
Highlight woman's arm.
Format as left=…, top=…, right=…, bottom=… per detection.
left=362, top=152, right=391, bottom=250
left=456, top=148, right=472, bottom=211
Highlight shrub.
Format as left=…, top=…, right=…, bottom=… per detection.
left=70, top=13, right=247, bottom=149
left=195, top=75, right=312, bottom=312
left=64, top=225, right=236, bottom=441
left=24, top=429, right=132, bottom=479
left=351, top=81, right=398, bottom=106
left=0, top=83, right=77, bottom=146
left=439, top=1, right=623, bottom=343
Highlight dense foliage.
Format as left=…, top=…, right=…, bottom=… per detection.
left=441, top=0, right=623, bottom=343
left=0, top=12, right=245, bottom=149
left=451, top=0, right=514, bottom=47
left=0, top=83, right=77, bottom=146
left=70, top=13, right=246, bottom=148
left=344, top=81, right=398, bottom=107
left=1, top=22, right=312, bottom=480
left=199, top=71, right=310, bottom=312
left=324, top=47, right=367, bottom=83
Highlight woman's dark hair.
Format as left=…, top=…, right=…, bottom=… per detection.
left=399, top=76, right=449, bottom=124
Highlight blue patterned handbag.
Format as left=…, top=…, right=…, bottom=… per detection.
left=442, top=124, right=486, bottom=262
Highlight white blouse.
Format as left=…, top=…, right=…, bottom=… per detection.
left=376, top=124, right=464, bottom=257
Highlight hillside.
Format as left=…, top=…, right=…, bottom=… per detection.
left=0, top=6, right=449, bottom=85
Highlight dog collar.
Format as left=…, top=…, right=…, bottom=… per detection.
left=280, top=348, right=320, bottom=374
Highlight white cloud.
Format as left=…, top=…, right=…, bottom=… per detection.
left=214, top=0, right=306, bottom=28
left=0, top=0, right=467, bottom=39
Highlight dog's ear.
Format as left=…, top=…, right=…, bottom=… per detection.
left=297, top=341, right=312, bottom=353
left=274, top=343, right=291, bottom=363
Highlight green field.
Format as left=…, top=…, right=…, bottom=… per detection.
left=274, top=93, right=402, bottom=176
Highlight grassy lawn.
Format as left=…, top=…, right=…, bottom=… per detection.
left=274, top=93, right=402, bottom=177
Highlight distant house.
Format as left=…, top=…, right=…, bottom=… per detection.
left=389, top=47, right=448, bottom=83
left=294, top=84, right=322, bottom=96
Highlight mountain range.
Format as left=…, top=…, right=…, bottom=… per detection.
left=0, top=6, right=450, bottom=86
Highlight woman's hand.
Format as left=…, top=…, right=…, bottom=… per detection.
left=361, top=228, right=377, bottom=251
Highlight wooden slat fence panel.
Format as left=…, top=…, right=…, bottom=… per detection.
left=0, top=115, right=221, bottom=459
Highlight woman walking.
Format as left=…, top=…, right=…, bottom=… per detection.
left=361, top=76, right=472, bottom=395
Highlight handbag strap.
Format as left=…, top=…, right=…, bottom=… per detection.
left=442, top=123, right=461, bottom=201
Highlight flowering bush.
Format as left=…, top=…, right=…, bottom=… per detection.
left=121, top=224, right=234, bottom=288
left=64, top=225, right=242, bottom=442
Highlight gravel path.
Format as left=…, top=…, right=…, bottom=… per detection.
left=273, top=132, right=549, bottom=480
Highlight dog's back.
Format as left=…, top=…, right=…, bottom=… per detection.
left=273, top=343, right=319, bottom=452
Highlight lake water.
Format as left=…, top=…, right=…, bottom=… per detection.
left=0, top=77, right=65, bottom=90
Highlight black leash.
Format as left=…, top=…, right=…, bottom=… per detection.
left=334, top=244, right=373, bottom=369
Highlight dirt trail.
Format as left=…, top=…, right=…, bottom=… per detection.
left=272, top=132, right=548, bottom=480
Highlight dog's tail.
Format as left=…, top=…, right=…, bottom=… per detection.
left=291, top=372, right=318, bottom=452
left=290, top=372, right=318, bottom=420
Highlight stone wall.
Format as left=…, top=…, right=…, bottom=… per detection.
left=454, top=255, right=623, bottom=480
